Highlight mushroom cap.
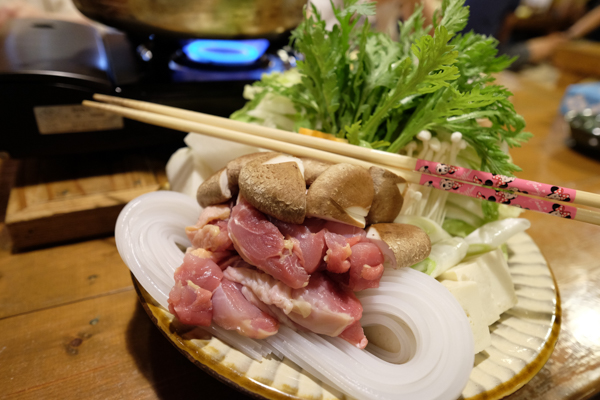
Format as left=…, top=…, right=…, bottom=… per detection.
left=196, top=167, right=236, bottom=208
left=238, top=157, right=306, bottom=224
left=299, top=157, right=333, bottom=186
left=366, top=167, right=406, bottom=225
left=366, top=223, right=431, bottom=269
left=226, top=152, right=280, bottom=187
left=306, top=163, right=374, bottom=228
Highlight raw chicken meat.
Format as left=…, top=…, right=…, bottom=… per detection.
left=228, top=197, right=310, bottom=289
left=169, top=195, right=386, bottom=349
left=186, top=204, right=233, bottom=252
left=324, top=232, right=352, bottom=273
left=346, top=241, right=385, bottom=291
left=168, top=281, right=213, bottom=326
left=212, top=278, right=280, bottom=339
left=167, top=248, right=224, bottom=326
left=223, top=266, right=367, bottom=348
left=269, top=217, right=327, bottom=274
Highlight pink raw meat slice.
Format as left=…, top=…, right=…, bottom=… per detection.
left=324, top=232, right=352, bottom=274
left=338, top=320, right=368, bottom=349
left=228, top=198, right=310, bottom=288
left=168, top=281, right=213, bottom=326
left=217, top=254, right=255, bottom=270
left=223, top=267, right=366, bottom=346
left=175, top=249, right=224, bottom=292
left=212, top=278, right=279, bottom=339
left=323, top=221, right=367, bottom=241
left=167, top=248, right=225, bottom=326
left=347, top=241, right=385, bottom=291
left=270, top=218, right=327, bottom=274
left=331, top=241, right=385, bottom=292
left=186, top=204, right=233, bottom=252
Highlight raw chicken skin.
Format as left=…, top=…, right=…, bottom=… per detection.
left=192, top=204, right=231, bottom=228
left=212, top=278, right=279, bottom=339
left=224, top=267, right=365, bottom=342
left=240, top=286, right=307, bottom=331
left=223, top=265, right=311, bottom=316
left=287, top=272, right=364, bottom=338
left=228, top=198, right=310, bottom=288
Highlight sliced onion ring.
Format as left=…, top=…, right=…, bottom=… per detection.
left=115, top=191, right=474, bottom=400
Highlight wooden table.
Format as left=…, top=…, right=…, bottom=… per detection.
left=1, top=69, right=599, bottom=400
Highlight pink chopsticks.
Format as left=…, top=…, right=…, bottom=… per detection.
left=83, top=94, right=600, bottom=226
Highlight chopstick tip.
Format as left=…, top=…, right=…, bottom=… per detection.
left=93, top=93, right=111, bottom=101
left=82, top=100, right=107, bottom=110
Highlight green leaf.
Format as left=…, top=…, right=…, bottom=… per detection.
left=481, top=199, right=500, bottom=223
left=345, top=121, right=362, bottom=145
left=231, top=0, right=532, bottom=177
left=436, top=0, right=469, bottom=34
left=360, top=25, right=459, bottom=141
left=339, top=0, right=377, bottom=18
left=442, top=218, right=477, bottom=237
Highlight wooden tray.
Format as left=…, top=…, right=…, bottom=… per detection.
left=4, top=150, right=169, bottom=251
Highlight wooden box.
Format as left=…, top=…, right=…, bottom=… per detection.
left=3, top=151, right=169, bottom=251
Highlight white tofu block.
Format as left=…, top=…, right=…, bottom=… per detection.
left=441, top=280, right=492, bottom=354
left=439, top=261, right=500, bottom=326
left=478, top=248, right=518, bottom=315
left=439, top=248, right=517, bottom=326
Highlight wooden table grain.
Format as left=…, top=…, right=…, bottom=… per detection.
left=1, top=69, right=600, bottom=400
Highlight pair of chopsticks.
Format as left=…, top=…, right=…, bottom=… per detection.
left=83, top=94, right=600, bottom=226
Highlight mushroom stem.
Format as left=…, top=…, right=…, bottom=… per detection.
left=416, top=130, right=432, bottom=160
left=404, top=141, right=418, bottom=158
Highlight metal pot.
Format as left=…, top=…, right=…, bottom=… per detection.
left=73, top=0, right=308, bottom=39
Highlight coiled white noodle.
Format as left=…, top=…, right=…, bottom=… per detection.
left=115, top=191, right=272, bottom=360
left=361, top=313, right=415, bottom=364
left=115, top=191, right=474, bottom=400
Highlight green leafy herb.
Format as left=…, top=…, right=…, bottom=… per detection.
left=230, top=0, right=531, bottom=176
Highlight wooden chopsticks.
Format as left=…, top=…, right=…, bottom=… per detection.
left=83, top=95, right=600, bottom=226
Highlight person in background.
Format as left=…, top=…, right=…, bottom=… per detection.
left=564, top=0, right=600, bottom=40
left=460, top=0, right=569, bottom=69
left=377, top=0, right=571, bottom=69
left=308, top=0, right=429, bottom=39
left=308, top=0, right=600, bottom=70
left=308, top=0, right=403, bottom=34
left=0, top=0, right=90, bottom=28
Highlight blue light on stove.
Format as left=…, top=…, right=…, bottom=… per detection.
left=182, top=39, right=270, bottom=65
